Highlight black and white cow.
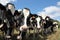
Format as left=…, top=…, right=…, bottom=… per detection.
left=29, top=14, right=42, bottom=29
left=51, top=22, right=58, bottom=32
left=43, top=16, right=53, bottom=35
left=17, top=8, right=31, bottom=39
left=0, top=3, right=8, bottom=36
left=5, top=3, right=15, bottom=38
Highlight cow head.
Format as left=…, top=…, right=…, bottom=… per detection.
left=20, top=8, right=30, bottom=31
left=6, top=3, right=15, bottom=15
left=30, top=15, right=37, bottom=27
left=30, top=14, right=42, bottom=29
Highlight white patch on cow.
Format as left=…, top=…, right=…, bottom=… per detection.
left=53, top=22, right=57, bottom=24
left=20, top=26, right=23, bottom=31
left=46, top=18, right=49, bottom=20
left=7, top=4, right=15, bottom=15
left=56, top=25, right=58, bottom=29
left=0, top=24, right=3, bottom=28
left=30, top=17, right=33, bottom=22
left=53, top=22, right=58, bottom=30
left=4, top=19, right=7, bottom=23
left=23, top=9, right=29, bottom=26
left=36, top=17, right=41, bottom=28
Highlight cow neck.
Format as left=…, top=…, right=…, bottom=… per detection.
left=23, top=13, right=29, bottom=26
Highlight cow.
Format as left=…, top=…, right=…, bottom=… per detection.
left=51, top=22, right=58, bottom=32
left=0, top=3, right=9, bottom=40
left=16, top=8, right=32, bottom=40
left=0, top=3, right=7, bottom=34
left=43, top=16, right=53, bottom=35
left=29, top=14, right=42, bottom=30
left=5, top=3, right=15, bottom=39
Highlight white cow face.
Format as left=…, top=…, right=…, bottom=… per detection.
left=7, top=4, right=15, bottom=15
left=36, top=17, right=41, bottom=29
left=23, top=9, right=29, bottom=17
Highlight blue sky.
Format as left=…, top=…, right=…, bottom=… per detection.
left=0, top=0, right=60, bottom=21
left=12, top=0, right=60, bottom=21
left=12, top=0, right=60, bottom=13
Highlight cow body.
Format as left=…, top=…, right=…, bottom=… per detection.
left=0, top=3, right=8, bottom=36
left=5, top=3, right=15, bottom=39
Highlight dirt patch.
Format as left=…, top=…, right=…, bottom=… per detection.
left=47, top=29, right=60, bottom=40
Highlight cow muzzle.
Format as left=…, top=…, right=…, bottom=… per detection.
left=20, top=25, right=28, bottom=31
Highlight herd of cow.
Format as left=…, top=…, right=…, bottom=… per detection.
left=0, top=3, right=58, bottom=40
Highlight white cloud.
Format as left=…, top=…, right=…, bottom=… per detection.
left=57, top=2, right=60, bottom=6
left=0, top=0, right=16, bottom=5
left=38, top=2, right=60, bottom=21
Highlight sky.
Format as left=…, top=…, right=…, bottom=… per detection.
left=0, top=0, right=60, bottom=21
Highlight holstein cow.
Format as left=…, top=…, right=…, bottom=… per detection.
left=29, top=14, right=42, bottom=30
left=0, top=3, right=8, bottom=36
left=17, top=8, right=31, bottom=40
left=43, top=16, right=53, bottom=35
left=51, top=22, right=58, bottom=32
left=5, top=3, right=15, bottom=39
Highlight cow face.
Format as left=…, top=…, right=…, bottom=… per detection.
left=30, top=16, right=37, bottom=27
left=36, top=16, right=41, bottom=29
left=6, top=3, right=15, bottom=15
left=20, top=8, right=30, bottom=31
left=53, top=22, right=58, bottom=28
left=53, top=22, right=58, bottom=32
left=23, top=8, right=30, bottom=26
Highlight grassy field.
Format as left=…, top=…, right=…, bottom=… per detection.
left=46, top=28, right=60, bottom=40
left=0, top=28, right=60, bottom=40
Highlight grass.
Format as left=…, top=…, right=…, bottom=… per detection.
left=0, top=28, right=60, bottom=40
